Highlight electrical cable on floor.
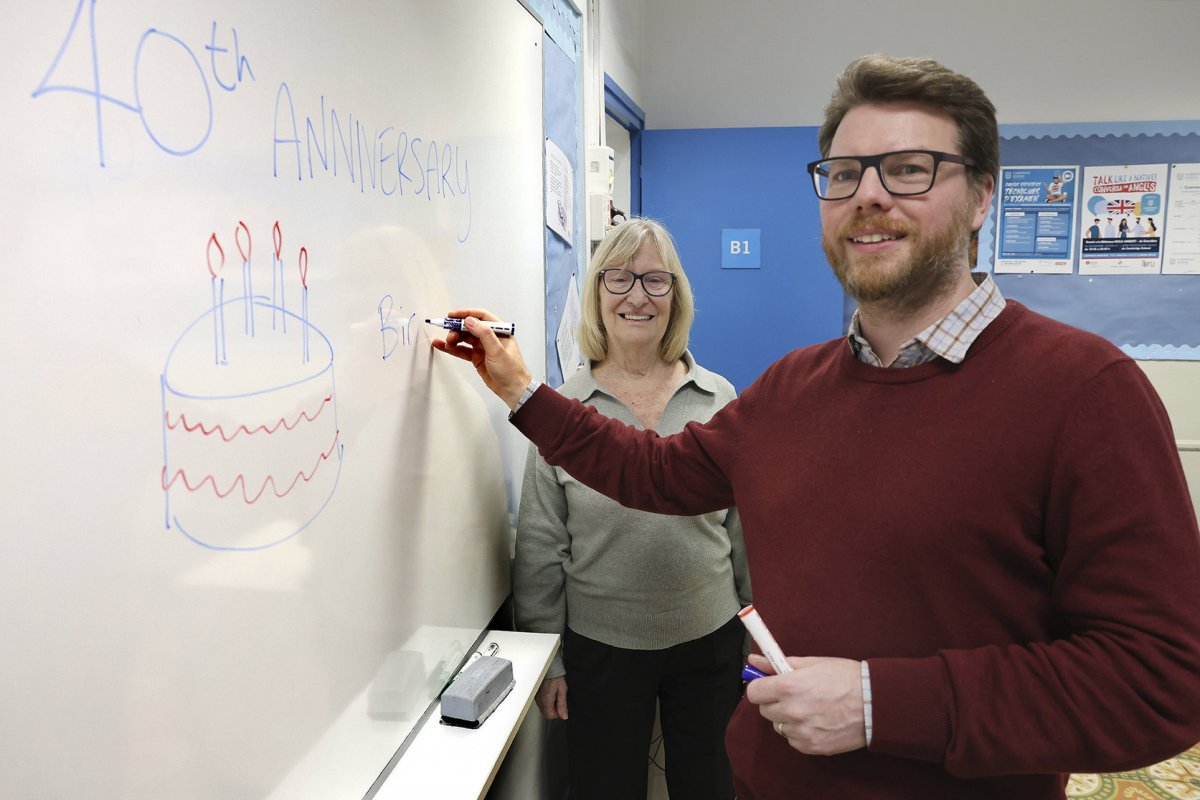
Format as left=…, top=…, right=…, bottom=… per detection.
left=648, top=732, right=666, bottom=772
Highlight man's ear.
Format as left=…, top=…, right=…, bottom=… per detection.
left=970, top=174, right=997, bottom=232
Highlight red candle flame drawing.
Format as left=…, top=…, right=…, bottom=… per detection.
left=207, top=233, right=225, bottom=277
left=236, top=220, right=253, bottom=261
left=273, top=221, right=282, bottom=260
left=298, top=246, right=309, bottom=289
left=235, top=221, right=251, bottom=262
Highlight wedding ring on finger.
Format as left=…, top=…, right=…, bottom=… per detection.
left=775, top=721, right=786, bottom=737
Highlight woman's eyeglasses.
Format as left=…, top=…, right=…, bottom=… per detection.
left=599, top=269, right=676, bottom=297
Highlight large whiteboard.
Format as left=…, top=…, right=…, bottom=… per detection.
left=0, top=1, right=545, bottom=798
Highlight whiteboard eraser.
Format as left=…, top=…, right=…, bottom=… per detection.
left=440, top=656, right=515, bottom=728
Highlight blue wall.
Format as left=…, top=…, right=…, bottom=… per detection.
left=644, top=122, right=1200, bottom=372
left=541, top=31, right=582, bottom=387
left=642, top=126, right=845, bottom=392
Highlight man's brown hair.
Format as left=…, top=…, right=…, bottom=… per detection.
left=818, top=54, right=999, bottom=196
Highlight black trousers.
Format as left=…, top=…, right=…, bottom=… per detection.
left=563, top=615, right=744, bottom=800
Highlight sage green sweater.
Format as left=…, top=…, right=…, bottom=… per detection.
left=514, top=352, right=751, bottom=678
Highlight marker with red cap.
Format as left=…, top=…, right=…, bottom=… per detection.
left=737, top=604, right=793, bottom=676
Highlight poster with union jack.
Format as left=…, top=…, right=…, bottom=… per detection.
left=1079, top=163, right=1168, bottom=274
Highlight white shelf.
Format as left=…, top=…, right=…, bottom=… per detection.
left=374, top=630, right=559, bottom=799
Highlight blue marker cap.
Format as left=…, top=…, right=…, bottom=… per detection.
left=741, top=664, right=768, bottom=682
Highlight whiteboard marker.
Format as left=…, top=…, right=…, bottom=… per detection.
left=452, top=642, right=502, bottom=684
left=462, top=642, right=500, bottom=670
left=738, top=605, right=793, bottom=675
left=426, top=317, right=515, bottom=337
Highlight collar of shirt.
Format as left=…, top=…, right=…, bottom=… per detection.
left=573, top=350, right=718, bottom=403
left=847, top=273, right=1007, bottom=368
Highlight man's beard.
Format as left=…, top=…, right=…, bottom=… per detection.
left=823, top=205, right=974, bottom=316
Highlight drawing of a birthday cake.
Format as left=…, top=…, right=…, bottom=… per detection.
left=161, top=289, right=342, bottom=551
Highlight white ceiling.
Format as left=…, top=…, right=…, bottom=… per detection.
left=611, top=0, right=1200, bottom=129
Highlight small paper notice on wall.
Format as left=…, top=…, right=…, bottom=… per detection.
left=545, top=138, right=573, bottom=245
left=1163, top=163, right=1200, bottom=275
left=994, top=166, right=1078, bottom=274
left=556, top=273, right=583, bottom=380
left=1078, top=163, right=1167, bottom=275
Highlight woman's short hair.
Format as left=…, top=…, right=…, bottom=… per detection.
left=818, top=54, right=999, bottom=199
left=578, top=217, right=694, bottom=363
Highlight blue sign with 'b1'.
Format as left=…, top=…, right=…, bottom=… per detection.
left=721, top=228, right=761, bottom=269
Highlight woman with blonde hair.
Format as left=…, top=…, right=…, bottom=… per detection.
left=514, top=217, right=750, bottom=799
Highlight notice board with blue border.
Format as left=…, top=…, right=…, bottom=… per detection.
left=977, top=121, right=1200, bottom=360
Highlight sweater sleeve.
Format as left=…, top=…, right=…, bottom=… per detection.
left=511, top=384, right=737, bottom=515
left=869, top=360, right=1200, bottom=776
left=725, top=506, right=753, bottom=609
left=512, top=443, right=571, bottom=679
left=711, top=372, right=752, bottom=608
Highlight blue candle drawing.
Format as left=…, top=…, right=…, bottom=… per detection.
left=206, top=233, right=227, bottom=365
left=235, top=220, right=255, bottom=337
left=272, top=220, right=286, bottom=332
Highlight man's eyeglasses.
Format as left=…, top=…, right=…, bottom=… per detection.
left=599, top=269, right=676, bottom=297
left=806, top=150, right=977, bottom=201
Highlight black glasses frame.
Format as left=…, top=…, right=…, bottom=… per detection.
left=598, top=269, right=677, bottom=297
left=805, top=150, right=977, bottom=200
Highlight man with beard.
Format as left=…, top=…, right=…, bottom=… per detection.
left=432, top=54, right=1200, bottom=799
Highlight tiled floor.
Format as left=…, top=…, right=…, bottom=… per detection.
left=1067, top=744, right=1200, bottom=800
left=647, top=738, right=1200, bottom=799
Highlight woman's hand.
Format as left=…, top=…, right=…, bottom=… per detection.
left=534, top=675, right=569, bottom=720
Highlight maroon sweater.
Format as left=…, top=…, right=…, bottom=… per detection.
left=513, top=302, right=1200, bottom=799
